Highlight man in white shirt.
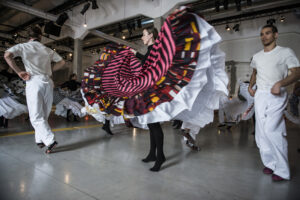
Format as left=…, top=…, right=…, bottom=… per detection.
left=4, top=26, right=65, bottom=154
left=248, top=24, right=300, bottom=181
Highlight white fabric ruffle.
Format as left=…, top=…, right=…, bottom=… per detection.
left=134, top=15, right=228, bottom=127
left=81, top=93, right=125, bottom=127
left=239, top=82, right=255, bottom=120
left=220, top=97, right=247, bottom=122
left=55, top=98, right=85, bottom=118
left=219, top=82, right=255, bottom=123
left=0, top=96, right=28, bottom=119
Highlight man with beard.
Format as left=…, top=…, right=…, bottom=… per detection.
left=248, top=24, right=300, bottom=181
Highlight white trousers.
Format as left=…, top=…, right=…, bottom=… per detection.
left=254, top=89, right=289, bottom=179
left=26, top=75, right=55, bottom=146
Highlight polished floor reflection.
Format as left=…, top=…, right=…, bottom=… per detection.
left=0, top=115, right=299, bottom=200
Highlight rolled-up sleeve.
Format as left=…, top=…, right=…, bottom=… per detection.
left=50, top=50, right=63, bottom=62
left=6, top=44, right=22, bottom=58
left=250, top=57, right=257, bottom=69
left=285, top=49, right=300, bottom=69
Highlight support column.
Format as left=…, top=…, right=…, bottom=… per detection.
left=230, top=64, right=237, bottom=96
left=154, top=17, right=164, bottom=32
left=73, top=38, right=82, bottom=80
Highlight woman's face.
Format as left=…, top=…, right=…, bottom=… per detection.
left=141, top=29, right=153, bottom=45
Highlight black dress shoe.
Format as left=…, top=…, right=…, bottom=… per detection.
left=36, top=142, right=45, bottom=148
left=45, top=141, right=58, bottom=154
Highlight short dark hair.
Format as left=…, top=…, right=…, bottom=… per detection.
left=262, top=24, right=278, bottom=33
left=69, top=73, right=77, bottom=80
left=28, top=26, right=42, bottom=41
left=145, top=27, right=158, bottom=40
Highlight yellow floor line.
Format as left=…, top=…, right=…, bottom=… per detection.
left=0, top=124, right=102, bottom=138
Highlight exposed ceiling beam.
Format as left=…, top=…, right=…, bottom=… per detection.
left=0, top=32, right=13, bottom=40
left=0, top=0, right=80, bottom=28
left=83, top=34, right=143, bottom=51
left=5, top=0, right=86, bottom=34
left=52, top=45, right=73, bottom=53
left=90, top=30, right=143, bottom=50
left=1, top=0, right=56, bottom=21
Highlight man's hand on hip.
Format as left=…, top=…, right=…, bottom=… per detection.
left=18, top=71, right=31, bottom=81
left=271, top=82, right=281, bottom=95
left=248, top=87, right=256, bottom=97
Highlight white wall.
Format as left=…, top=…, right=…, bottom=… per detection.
left=214, top=11, right=300, bottom=95
left=216, top=15, right=300, bottom=62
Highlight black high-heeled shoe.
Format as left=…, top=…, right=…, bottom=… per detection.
left=150, top=156, right=166, bottom=172
left=102, top=125, right=114, bottom=135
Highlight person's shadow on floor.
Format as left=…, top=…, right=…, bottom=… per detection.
left=159, top=150, right=198, bottom=171
left=52, top=134, right=113, bottom=153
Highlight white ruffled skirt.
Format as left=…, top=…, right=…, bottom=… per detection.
left=0, top=96, right=28, bottom=119
left=55, top=98, right=86, bottom=118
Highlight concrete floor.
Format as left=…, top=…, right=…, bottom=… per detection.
left=0, top=114, right=299, bottom=200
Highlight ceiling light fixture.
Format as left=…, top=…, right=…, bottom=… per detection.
left=223, top=0, right=228, bottom=10
left=246, top=0, right=252, bottom=6
left=56, top=12, right=69, bottom=26
left=118, top=23, right=123, bottom=32
left=215, top=0, right=220, bottom=12
left=137, top=19, right=142, bottom=28
left=233, top=23, right=240, bottom=32
left=127, top=22, right=133, bottom=36
left=80, top=3, right=90, bottom=15
left=225, top=24, right=231, bottom=31
left=235, top=0, right=241, bottom=11
left=266, top=18, right=276, bottom=25
left=91, top=0, right=99, bottom=9
left=83, top=14, right=87, bottom=28
left=12, top=33, right=18, bottom=40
